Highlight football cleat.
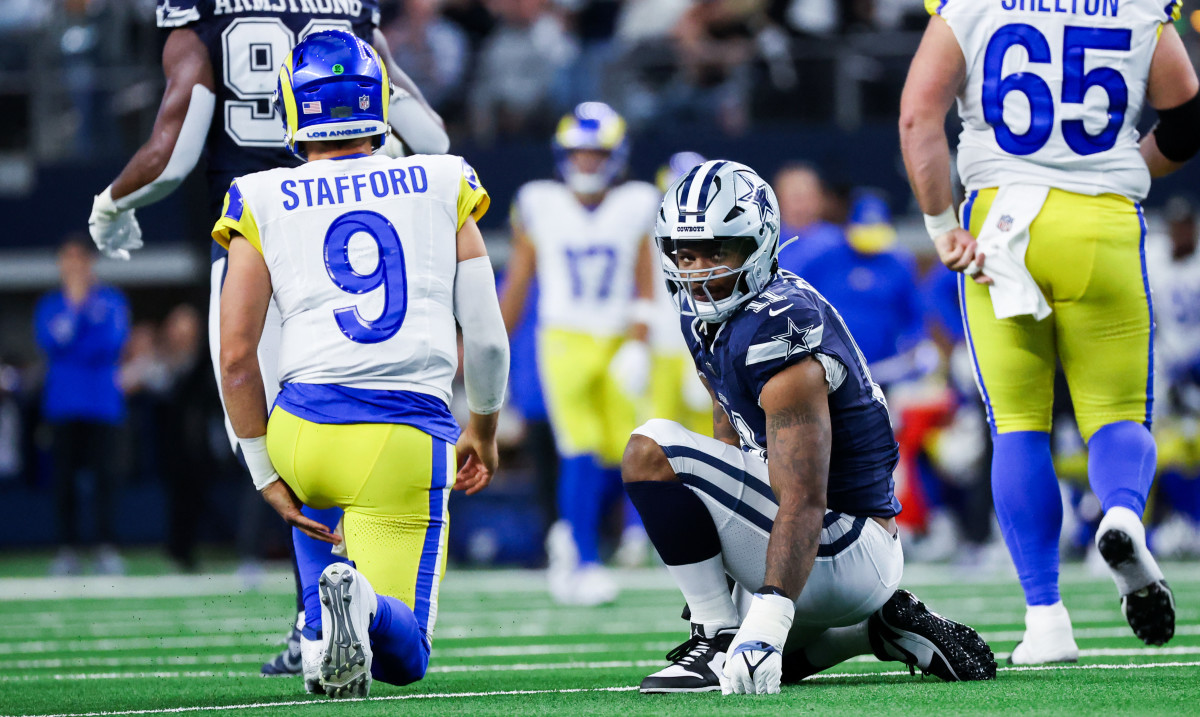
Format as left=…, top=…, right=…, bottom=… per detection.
left=1097, top=507, right=1175, bottom=646
left=868, top=590, right=996, bottom=681
left=1007, top=602, right=1079, bottom=665
left=260, top=611, right=304, bottom=676
left=301, top=633, right=325, bottom=694
left=318, top=563, right=377, bottom=699
left=640, top=623, right=736, bottom=693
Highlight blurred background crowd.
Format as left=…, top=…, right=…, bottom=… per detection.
left=2, top=0, right=1200, bottom=577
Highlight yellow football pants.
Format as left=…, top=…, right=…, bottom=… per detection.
left=538, top=328, right=638, bottom=465
left=960, top=188, right=1153, bottom=442
left=266, top=408, right=454, bottom=637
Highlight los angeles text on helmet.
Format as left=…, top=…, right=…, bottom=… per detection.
left=213, top=0, right=364, bottom=16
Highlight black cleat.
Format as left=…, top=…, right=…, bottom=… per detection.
left=868, top=590, right=996, bottom=681
left=1098, top=528, right=1175, bottom=646
left=640, top=623, right=736, bottom=693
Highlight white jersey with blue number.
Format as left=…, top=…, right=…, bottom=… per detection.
left=514, top=180, right=660, bottom=337
left=212, top=153, right=489, bottom=405
left=934, top=0, right=1183, bottom=201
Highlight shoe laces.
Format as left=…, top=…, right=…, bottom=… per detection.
left=665, top=635, right=711, bottom=666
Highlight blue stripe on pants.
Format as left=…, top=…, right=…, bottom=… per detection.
left=413, top=438, right=447, bottom=639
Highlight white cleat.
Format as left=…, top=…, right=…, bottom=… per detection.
left=301, top=633, right=324, bottom=695
left=549, top=563, right=619, bottom=606
left=1096, top=507, right=1175, bottom=646
left=318, top=563, right=377, bottom=699
left=1007, top=602, right=1079, bottom=665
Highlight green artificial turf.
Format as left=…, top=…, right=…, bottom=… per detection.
left=1, top=563, right=1198, bottom=716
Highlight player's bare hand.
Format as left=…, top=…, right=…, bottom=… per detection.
left=933, top=228, right=991, bottom=284
left=260, top=480, right=341, bottom=546
left=455, top=416, right=499, bottom=495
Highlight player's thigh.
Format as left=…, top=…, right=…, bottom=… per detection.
left=790, top=516, right=902, bottom=638
left=599, top=341, right=640, bottom=466
left=538, top=329, right=608, bottom=456
left=344, top=428, right=455, bottom=640
left=961, top=190, right=1056, bottom=434
left=1038, top=195, right=1151, bottom=441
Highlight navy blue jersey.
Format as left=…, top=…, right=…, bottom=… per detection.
left=156, top=0, right=378, bottom=223
left=682, top=271, right=901, bottom=518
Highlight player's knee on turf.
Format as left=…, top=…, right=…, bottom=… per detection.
left=622, top=430, right=678, bottom=484
left=372, top=637, right=430, bottom=686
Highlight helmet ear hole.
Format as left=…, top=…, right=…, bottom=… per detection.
left=724, top=206, right=745, bottom=222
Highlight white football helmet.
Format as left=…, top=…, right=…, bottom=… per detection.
left=656, top=160, right=781, bottom=323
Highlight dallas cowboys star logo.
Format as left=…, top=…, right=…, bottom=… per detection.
left=772, top=318, right=817, bottom=358
left=737, top=174, right=776, bottom=224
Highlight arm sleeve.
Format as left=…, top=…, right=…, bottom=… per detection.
left=744, top=304, right=826, bottom=397
left=454, top=257, right=510, bottom=414
left=211, top=181, right=263, bottom=254
left=456, top=158, right=490, bottom=230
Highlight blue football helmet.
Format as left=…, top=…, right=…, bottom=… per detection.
left=552, top=102, right=629, bottom=195
left=274, top=30, right=391, bottom=159
left=656, top=151, right=707, bottom=193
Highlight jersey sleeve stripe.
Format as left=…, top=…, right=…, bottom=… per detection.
left=925, top=0, right=949, bottom=16
left=211, top=183, right=263, bottom=255
left=1164, top=0, right=1182, bottom=22
left=456, top=177, right=490, bottom=230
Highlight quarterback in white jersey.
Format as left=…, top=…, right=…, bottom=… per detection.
left=215, top=31, right=507, bottom=698
left=901, top=0, right=1199, bottom=664
left=499, top=102, right=660, bottom=605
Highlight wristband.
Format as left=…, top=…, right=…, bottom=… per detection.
left=756, top=585, right=790, bottom=599
left=238, top=435, right=279, bottom=491
left=630, top=298, right=658, bottom=327
left=923, top=206, right=960, bottom=241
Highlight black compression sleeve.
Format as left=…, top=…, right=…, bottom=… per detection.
left=1154, top=91, right=1200, bottom=163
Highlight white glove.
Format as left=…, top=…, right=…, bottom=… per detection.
left=682, top=368, right=712, bottom=412
left=723, top=591, right=794, bottom=695
left=609, top=339, right=651, bottom=397
left=88, top=186, right=143, bottom=261
left=375, top=130, right=408, bottom=158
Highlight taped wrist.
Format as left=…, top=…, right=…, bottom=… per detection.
left=1154, top=91, right=1200, bottom=163
left=736, top=592, right=796, bottom=651
left=923, top=206, right=959, bottom=241
left=238, top=435, right=279, bottom=491
left=454, top=257, right=509, bottom=414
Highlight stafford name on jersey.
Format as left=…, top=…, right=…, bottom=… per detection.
left=1000, top=0, right=1120, bottom=16
left=281, top=166, right=429, bottom=210
left=213, top=0, right=365, bottom=16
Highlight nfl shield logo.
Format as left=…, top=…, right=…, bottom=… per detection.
left=997, top=214, right=1014, bottom=232
left=359, top=95, right=370, bottom=111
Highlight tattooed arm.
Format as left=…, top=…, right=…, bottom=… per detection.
left=759, top=356, right=831, bottom=599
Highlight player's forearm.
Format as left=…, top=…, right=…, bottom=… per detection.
left=762, top=495, right=823, bottom=599
left=467, top=410, right=499, bottom=443
left=220, top=352, right=268, bottom=439
left=1140, top=131, right=1188, bottom=178
left=900, top=113, right=956, bottom=215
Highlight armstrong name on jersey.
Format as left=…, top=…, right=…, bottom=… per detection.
left=210, top=0, right=366, bottom=17
left=682, top=271, right=901, bottom=518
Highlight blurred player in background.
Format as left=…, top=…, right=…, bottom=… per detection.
left=901, top=0, right=1200, bottom=663
left=647, top=151, right=717, bottom=441
left=1146, top=196, right=1200, bottom=555
left=625, top=161, right=994, bottom=695
left=215, top=30, right=506, bottom=698
left=500, top=102, right=660, bottom=605
left=87, top=0, right=450, bottom=675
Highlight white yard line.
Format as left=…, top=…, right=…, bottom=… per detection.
left=7, top=662, right=1200, bottom=717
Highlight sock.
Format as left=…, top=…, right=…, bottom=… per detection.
left=369, top=595, right=430, bottom=686
left=293, top=505, right=343, bottom=633
left=625, top=480, right=737, bottom=631
left=558, top=454, right=605, bottom=564
left=991, top=431, right=1063, bottom=606
left=1087, top=421, right=1157, bottom=517
left=803, top=621, right=872, bottom=669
